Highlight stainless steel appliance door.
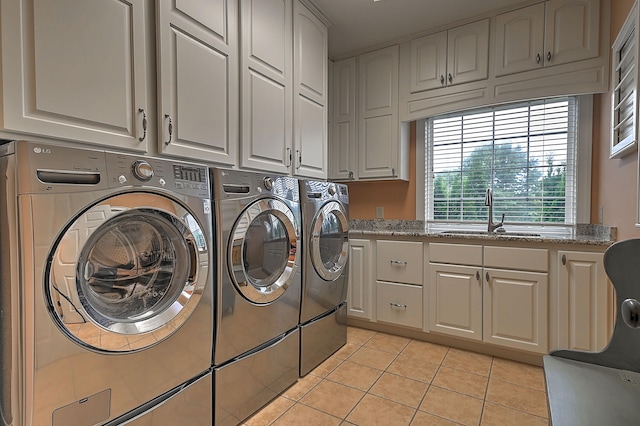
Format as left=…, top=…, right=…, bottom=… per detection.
left=309, top=201, right=349, bottom=281
left=46, top=192, right=208, bottom=352
left=228, top=197, right=299, bottom=304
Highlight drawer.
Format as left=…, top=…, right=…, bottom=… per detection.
left=376, top=281, right=423, bottom=329
left=376, top=240, right=423, bottom=284
left=429, top=243, right=482, bottom=266
left=484, top=246, right=548, bottom=272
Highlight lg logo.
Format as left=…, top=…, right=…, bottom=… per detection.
left=33, top=147, right=52, bottom=154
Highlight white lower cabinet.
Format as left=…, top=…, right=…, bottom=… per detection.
left=428, top=243, right=549, bottom=354
left=429, top=263, right=482, bottom=340
left=483, top=267, right=548, bottom=353
left=376, top=281, right=423, bottom=329
left=374, top=240, right=424, bottom=328
left=347, top=239, right=373, bottom=320
left=557, top=250, right=609, bottom=352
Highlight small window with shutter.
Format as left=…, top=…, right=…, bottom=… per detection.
left=611, top=2, right=638, bottom=158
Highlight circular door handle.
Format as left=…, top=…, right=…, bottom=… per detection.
left=440, top=75, right=445, bottom=85
left=622, top=299, right=640, bottom=328
left=547, top=51, right=552, bottom=62
left=536, top=53, right=541, bottom=64
left=448, top=73, right=453, bottom=84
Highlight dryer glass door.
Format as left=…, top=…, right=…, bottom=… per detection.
left=229, top=198, right=299, bottom=304
left=47, top=192, right=208, bottom=352
left=310, top=201, right=349, bottom=281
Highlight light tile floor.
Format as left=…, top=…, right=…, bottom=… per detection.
left=244, top=326, right=549, bottom=426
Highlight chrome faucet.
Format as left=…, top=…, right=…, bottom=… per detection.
left=484, top=188, right=505, bottom=233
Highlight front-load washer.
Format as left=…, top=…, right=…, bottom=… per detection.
left=211, top=168, right=301, bottom=426
left=0, top=141, right=213, bottom=425
left=299, top=180, right=349, bottom=376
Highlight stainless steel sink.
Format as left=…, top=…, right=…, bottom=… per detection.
left=439, top=230, right=541, bottom=237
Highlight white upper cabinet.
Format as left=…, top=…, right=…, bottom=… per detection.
left=410, top=19, right=489, bottom=93
left=293, top=1, right=328, bottom=179
left=329, top=57, right=357, bottom=180
left=495, top=0, right=600, bottom=77
left=240, top=0, right=293, bottom=174
left=358, top=45, right=408, bottom=180
left=157, top=0, right=238, bottom=164
left=0, top=0, right=148, bottom=151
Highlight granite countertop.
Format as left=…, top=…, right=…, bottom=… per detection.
left=349, top=220, right=617, bottom=246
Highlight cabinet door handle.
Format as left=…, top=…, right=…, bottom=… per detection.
left=390, top=302, right=407, bottom=310
left=440, top=75, right=445, bottom=86
left=286, top=148, right=292, bottom=167
left=547, top=51, right=552, bottom=62
left=138, top=108, right=147, bottom=142
left=296, top=149, right=302, bottom=170
left=476, top=271, right=480, bottom=281
left=562, top=254, right=567, bottom=265
left=348, top=170, right=354, bottom=179
left=486, top=272, right=490, bottom=282
left=448, top=73, right=453, bottom=84
left=536, top=53, right=541, bottom=64
left=390, top=260, right=407, bottom=266
left=164, top=114, right=173, bottom=145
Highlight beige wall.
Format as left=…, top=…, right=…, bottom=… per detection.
left=593, top=0, right=640, bottom=241
left=347, top=122, right=417, bottom=219
left=348, top=2, right=640, bottom=241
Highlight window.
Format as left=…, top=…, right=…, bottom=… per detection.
left=611, top=1, right=637, bottom=159
left=424, top=97, right=579, bottom=231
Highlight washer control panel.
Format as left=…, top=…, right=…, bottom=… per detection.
left=106, top=152, right=209, bottom=198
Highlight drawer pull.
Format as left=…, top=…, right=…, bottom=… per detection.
left=390, top=302, right=407, bottom=310
left=390, top=260, right=407, bottom=266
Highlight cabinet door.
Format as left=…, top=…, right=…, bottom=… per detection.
left=0, top=0, right=148, bottom=151
left=293, top=1, right=327, bottom=179
left=544, top=0, right=600, bottom=67
left=494, top=3, right=545, bottom=76
left=428, top=263, right=482, bottom=341
left=157, top=0, right=238, bottom=164
left=484, top=268, right=548, bottom=353
left=330, top=57, right=357, bottom=180
left=347, top=239, right=373, bottom=320
left=557, top=251, right=610, bottom=352
left=240, top=0, right=293, bottom=174
left=358, top=45, right=399, bottom=179
left=447, top=19, right=489, bottom=86
left=410, top=31, right=448, bottom=92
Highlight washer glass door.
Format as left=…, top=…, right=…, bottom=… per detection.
left=310, top=201, right=349, bottom=281
left=47, top=192, right=208, bottom=352
left=229, top=198, right=299, bottom=304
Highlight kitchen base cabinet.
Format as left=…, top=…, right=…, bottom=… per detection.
left=376, top=281, right=422, bottom=329
left=429, top=263, right=482, bottom=340
left=484, top=268, right=549, bottom=354
left=347, top=239, right=373, bottom=321
left=557, top=250, right=610, bottom=352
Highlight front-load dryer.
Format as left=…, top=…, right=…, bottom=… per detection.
left=299, top=180, right=349, bottom=376
left=0, top=141, right=213, bottom=425
left=211, top=168, right=301, bottom=426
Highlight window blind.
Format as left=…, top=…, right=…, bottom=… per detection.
left=612, top=27, right=636, bottom=156
left=426, top=98, right=577, bottom=226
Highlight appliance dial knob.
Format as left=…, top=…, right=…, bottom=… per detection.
left=132, top=160, right=154, bottom=181
left=328, top=184, right=337, bottom=196
left=263, top=176, right=274, bottom=191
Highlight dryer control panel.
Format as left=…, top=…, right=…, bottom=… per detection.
left=105, top=152, right=210, bottom=199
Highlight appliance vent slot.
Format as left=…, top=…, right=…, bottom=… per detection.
left=37, top=169, right=101, bottom=185
left=223, top=184, right=250, bottom=193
